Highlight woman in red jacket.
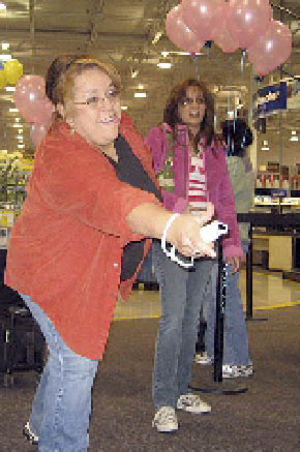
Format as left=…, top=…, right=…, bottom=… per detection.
left=145, top=79, right=243, bottom=433
left=5, top=58, right=215, bottom=450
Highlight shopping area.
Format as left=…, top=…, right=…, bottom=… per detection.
left=0, top=1, right=300, bottom=451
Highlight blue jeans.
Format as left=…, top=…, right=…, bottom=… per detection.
left=22, top=295, right=99, bottom=452
left=152, top=241, right=214, bottom=410
left=205, top=245, right=251, bottom=366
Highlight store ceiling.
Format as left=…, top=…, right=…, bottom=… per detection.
left=0, top=0, right=299, bottom=152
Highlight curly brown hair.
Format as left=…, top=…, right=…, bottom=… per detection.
left=45, top=54, right=89, bottom=106
left=163, top=78, right=216, bottom=147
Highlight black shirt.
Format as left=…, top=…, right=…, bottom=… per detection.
left=106, top=134, right=162, bottom=280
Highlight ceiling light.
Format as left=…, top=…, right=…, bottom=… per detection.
left=5, top=86, right=15, bottom=92
left=134, top=92, right=147, bottom=98
left=137, top=84, right=144, bottom=90
left=0, top=3, right=6, bottom=10
left=17, top=135, right=23, bottom=140
left=131, top=69, right=139, bottom=79
left=17, top=144, right=25, bottom=149
left=161, top=51, right=169, bottom=57
left=15, top=118, right=21, bottom=122
left=290, top=130, right=299, bottom=142
left=18, top=128, right=23, bottom=134
left=157, top=61, right=173, bottom=69
left=2, top=41, right=9, bottom=51
left=121, top=105, right=128, bottom=111
left=9, top=108, right=18, bottom=113
left=0, top=54, right=11, bottom=61
left=152, top=31, right=163, bottom=45
left=261, top=140, right=270, bottom=151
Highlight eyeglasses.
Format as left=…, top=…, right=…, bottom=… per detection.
left=179, top=96, right=205, bottom=107
left=73, top=86, right=120, bottom=108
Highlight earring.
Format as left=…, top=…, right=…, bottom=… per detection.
left=67, top=120, right=75, bottom=134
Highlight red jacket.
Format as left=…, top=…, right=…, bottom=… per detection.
left=5, top=114, right=161, bottom=358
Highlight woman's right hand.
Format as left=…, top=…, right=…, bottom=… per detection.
left=166, top=203, right=216, bottom=258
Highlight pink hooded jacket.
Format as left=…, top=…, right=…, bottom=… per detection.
left=145, top=123, right=243, bottom=259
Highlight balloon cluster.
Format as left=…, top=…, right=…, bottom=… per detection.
left=165, top=0, right=292, bottom=77
left=0, top=59, right=24, bottom=89
left=13, top=75, right=54, bottom=147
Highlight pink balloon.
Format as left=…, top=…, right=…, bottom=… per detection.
left=182, top=0, right=227, bottom=41
left=165, top=4, right=205, bottom=53
left=213, top=4, right=240, bottom=53
left=227, top=0, right=272, bottom=49
left=247, top=20, right=292, bottom=76
left=30, top=122, right=50, bottom=147
left=14, top=75, right=54, bottom=124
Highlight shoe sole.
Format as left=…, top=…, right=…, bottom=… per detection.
left=177, top=408, right=211, bottom=414
left=153, top=424, right=178, bottom=433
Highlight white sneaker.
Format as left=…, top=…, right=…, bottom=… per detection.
left=177, top=394, right=211, bottom=414
left=194, top=351, right=213, bottom=365
left=222, top=364, right=254, bottom=379
left=152, top=406, right=178, bottom=433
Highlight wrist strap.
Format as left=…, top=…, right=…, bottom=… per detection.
left=161, top=213, right=194, bottom=268
left=161, top=213, right=180, bottom=250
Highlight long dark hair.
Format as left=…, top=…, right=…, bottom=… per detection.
left=163, top=78, right=216, bottom=148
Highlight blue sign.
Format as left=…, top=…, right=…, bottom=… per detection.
left=253, top=82, right=287, bottom=117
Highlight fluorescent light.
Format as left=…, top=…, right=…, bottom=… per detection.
left=9, top=108, right=19, bottom=113
left=134, top=92, right=147, bottom=98
left=261, top=140, right=270, bottom=151
left=17, top=135, right=23, bottom=140
left=137, top=84, right=144, bottom=90
left=131, top=69, right=139, bottom=79
left=15, top=118, right=21, bottom=122
left=121, top=105, right=128, bottom=111
left=161, top=51, right=169, bottom=57
left=2, top=42, right=9, bottom=51
left=157, top=62, right=173, bottom=69
left=0, top=54, right=12, bottom=61
left=290, top=130, right=298, bottom=142
left=17, top=144, right=25, bottom=149
left=152, top=31, right=163, bottom=45
left=0, top=3, right=6, bottom=10
left=5, top=86, right=15, bottom=92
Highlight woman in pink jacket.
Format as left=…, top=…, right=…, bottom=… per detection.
left=145, top=78, right=242, bottom=433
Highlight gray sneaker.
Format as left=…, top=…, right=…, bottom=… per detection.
left=152, top=406, right=178, bottom=433
left=177, top=394, right=211, bottom=414
left=222, top=364, right=254, bottom=379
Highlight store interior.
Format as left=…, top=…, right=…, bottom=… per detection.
left=0, top=1, right=300, bottom=450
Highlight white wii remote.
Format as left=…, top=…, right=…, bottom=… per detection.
left=200, top=220, right=228, bottom=243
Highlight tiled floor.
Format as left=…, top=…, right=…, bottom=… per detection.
left=113, top=268, right=300, bottom=320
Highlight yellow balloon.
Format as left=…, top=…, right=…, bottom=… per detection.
left=0, top=70, right=6, bottom=90
left=4, top=59, right=24, bottom=85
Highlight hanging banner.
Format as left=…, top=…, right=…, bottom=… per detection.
left=253, top=82, right=287, bottom=118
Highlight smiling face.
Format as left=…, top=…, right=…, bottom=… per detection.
left=63, top=68, right=121, bottom=150
left=177, top=85, right=206, bottom=135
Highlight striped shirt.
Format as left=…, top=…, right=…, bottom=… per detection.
left=188, top=149, right=207, bottom=213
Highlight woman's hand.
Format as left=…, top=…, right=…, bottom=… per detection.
left=167, top=203, right=216, bottom=258
left=225, top=256, right=241, bottom=273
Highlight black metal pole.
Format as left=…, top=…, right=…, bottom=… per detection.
left=246, top=224, right=253, bottom=320
left=213, top=239, right=226, bottom=382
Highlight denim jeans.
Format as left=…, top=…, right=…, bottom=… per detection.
left=22, top=295, right=99, bottom=452
left=205, top=242, right=251, bottom=366
left=152, top=241, right=214, bottom=410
